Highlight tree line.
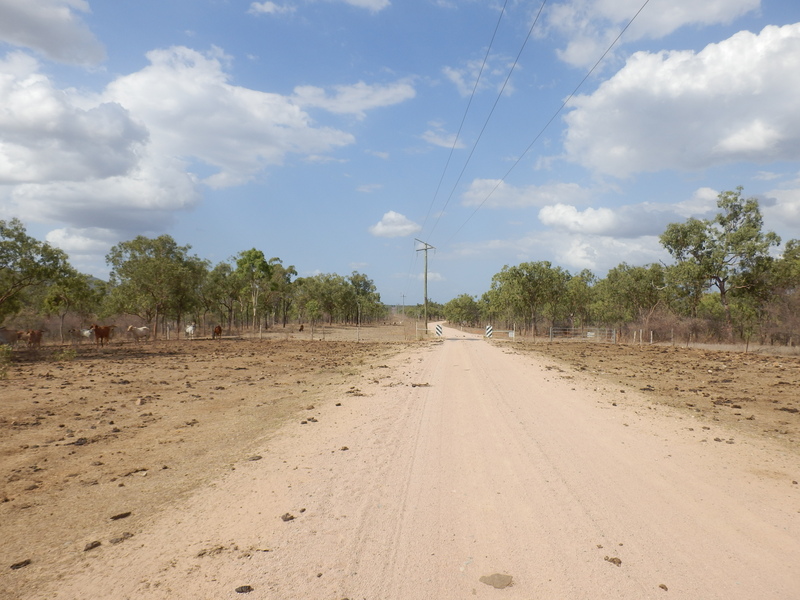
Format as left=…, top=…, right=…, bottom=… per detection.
left=439, top=188, right=799, bottom=345
left=0, top=221, right=385, bottom=342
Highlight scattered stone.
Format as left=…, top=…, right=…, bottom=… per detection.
left=411, top=382, right=430, bottom=388
left=84, top=541, right=101, bottom=551
left=110, top=532, right=133, bottom=544
left=280, top=513, right=295, bottom=522
left=659, top=583, right=668, bottom=591
left=10, top=559, right=31, bottom=570
left=235, top=585, right=254, bottom=593
left=308, top=417, right=318, bottom=423
left=110, top=511, right=131, bottom=520
left=247, top=455, right=262, bottom=461
left=300, top=420, right=307, bottom=425
left=340, top=446, right=349, bottom=451
left=335, top=403, right=342, bottom=406
left=479, top=573, right=513, bottom=589
left=604, top=556, right=622, bottom=567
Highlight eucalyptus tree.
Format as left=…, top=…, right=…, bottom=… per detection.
left=487, top=261, right=570, bottom=334
left=106, top=235, right=204, bottom=338
left=234, top=249, right=273, bottom=330
left=348, top=271, right=382, bottom=323
left=200, top=261, right=242, bottom=332
left=563, top=269, right=596, bottom=328
left=443, top=294, right=480, bottom=327
left=660, top=187, right=781, bottom=338
left=1, top=218, right=72, bottom=324
left=41, top=269, right=103, bottom=342
left=593, top=263, right=666, bottom=330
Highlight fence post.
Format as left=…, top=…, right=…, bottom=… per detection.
left=549, top=327, right=553, bottom=342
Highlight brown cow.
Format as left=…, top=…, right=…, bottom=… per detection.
left=89, top=324, right=116, bottom=347
left=25, top=329, right=43, bottom=348
left=212, top=325, right=222, bottom=339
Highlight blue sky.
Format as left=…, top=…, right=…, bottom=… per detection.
left=1, top=0, right=800, bottom=306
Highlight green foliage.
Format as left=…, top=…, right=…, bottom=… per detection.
left=1, top=218, right=72, bottom=323
left=105, top=235, right=208, bottom=337
left=660, top=187, right=780, bottom=336
left=443, top=294, right=480, bottom=326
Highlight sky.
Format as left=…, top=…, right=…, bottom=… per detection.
left=1, top=0, right=800, bottom=307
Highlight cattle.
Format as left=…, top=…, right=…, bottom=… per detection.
left=212, top=325, right=222, bottom=339
left=185, top=322, right=196, bottom=339
left=89, top=324, right=116, bottom=347
left=68, top=328, right=94, bottom=344
left=299, top=324, right=304, bottom=333
left=25, top=330, right=43, bottom=348
left=127, top=325, right=150, bottom=343
left=0, top=327, right=18, bottom=346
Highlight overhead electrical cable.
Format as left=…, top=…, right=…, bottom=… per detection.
left=406, top=0, right=510, bottom=304
left=426, top=0, right=548, bottom=241
left=419, top=0, right=510, bottom=236
left=442, top=0, right=652, bottom=248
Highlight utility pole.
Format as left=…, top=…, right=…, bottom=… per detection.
left=415, top=239, right=435, bottom=334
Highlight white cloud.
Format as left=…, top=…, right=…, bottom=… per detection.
left=248, top=2, right=296, bottom=16
left=356, top=183, right=382, bottom=193
left=0, top=52, right=148, bottom=184
left=10, top=154, right=201, bottom=232
left=421, top=123, right=465, bottom=149
left=461, top=179, right=591, bottom=208
left=563, top=23, right=800, bottom=178
left=339, top=0, right=390, bottom=12
left=545, top=0, right=759, bottom=68
left=0, top=0, right=105, bottom=65
left=292, top=80, right=415, bottom=119
left=762, top=185, right=800, bottom=233
left=442, top=54, right=515, bottom=97
left=104, top=46, right=356, bottom=188
left=369, top=211, right=421, bottom=237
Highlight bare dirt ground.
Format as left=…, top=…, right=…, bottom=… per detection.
left=1, top=323, right=798, bottom=599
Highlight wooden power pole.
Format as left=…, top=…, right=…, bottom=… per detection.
left=415, top=239, right=435, bottom=334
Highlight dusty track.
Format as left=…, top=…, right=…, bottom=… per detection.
left=2, top=325, right=799, bottom=599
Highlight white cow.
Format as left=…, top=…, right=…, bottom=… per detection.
left=68, top=328, right=95, bottom=344
left=127, top=325, right=150, bottom=342
left=185, top=322, right=197, bottom=340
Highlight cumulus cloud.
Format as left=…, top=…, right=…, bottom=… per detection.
left=545, top=0, right=759, bottom=68
left=10, top=154, right=201, bottom=232
left=0, top=0, right=105, bottom=65
left=369, top=211, right=421, bottom=237
left=537, top=197, right=714, bottom=238
left=0, top=53, right=148, bottom=184
left=103, top=46, right=357, bottom=188
left=563, top=23, right=800, bottom=178
left=292, top=80, right=416, bottom=119
left=461, top=179, right=591, bottom=208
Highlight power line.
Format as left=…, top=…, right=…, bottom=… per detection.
left=441, top=0, right=653, bottom=248
left=427, top=0, right=548, bottom=241
left=419, top=0, right=511, bottom=236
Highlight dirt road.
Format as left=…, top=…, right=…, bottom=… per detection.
left=19, top=326, right=800, bottom=598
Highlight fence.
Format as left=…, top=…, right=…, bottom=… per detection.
left=549, top=327, right=616, bottom=343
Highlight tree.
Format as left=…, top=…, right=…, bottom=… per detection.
left=106, top=235, right=203, bottom=339
left=41, top=270, right=102, bottom=342
left=443, top=294, right=480, bottom=327
left=235, top=249, right=273, bottom=330
left=660, top=187, right=781, bottom=338
left=593, top=263, right=665, bottom=330
left=1, top=219, right=71, bottom=324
